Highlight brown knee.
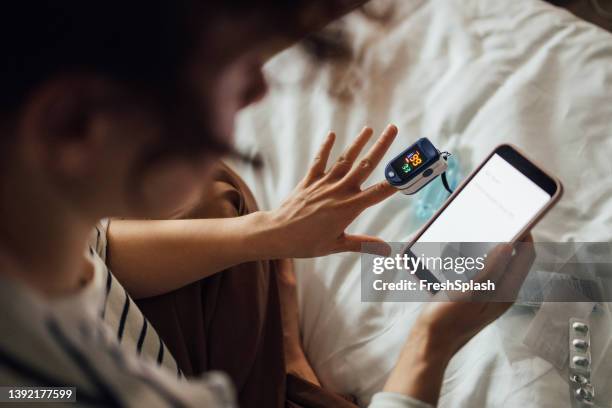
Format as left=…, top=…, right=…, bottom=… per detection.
left=172, top=162, right=259, bottom=220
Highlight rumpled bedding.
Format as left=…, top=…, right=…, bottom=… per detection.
left=230, top=0, right=612, bottom=406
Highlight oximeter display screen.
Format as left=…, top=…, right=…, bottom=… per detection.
left=392, top=147, right=426, bottom=176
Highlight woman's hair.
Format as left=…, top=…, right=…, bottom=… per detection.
left=1, top=0, right=363, bottom=169
left=0, top=1, right=333, bottom=158
left=2, top=2, right=187, bottom=113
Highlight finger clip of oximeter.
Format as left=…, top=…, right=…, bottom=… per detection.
left=385, top=137, right=453, bottom=195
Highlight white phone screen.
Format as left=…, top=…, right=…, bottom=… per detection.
left=416, top=153, right=552, bottom=243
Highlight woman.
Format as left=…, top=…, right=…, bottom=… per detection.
left=0, top=1, right=534, bottom=407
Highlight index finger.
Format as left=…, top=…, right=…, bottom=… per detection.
left=343, top=124, right=398, bottom=186
left=302, top=131, right=336, bottom=185
left=474, top=243, right=513, bottom=285
left=497, top=234, right=536, bottom=301
left=472, top=235, right=535, bottom=303
left=461, top=243, right=512, bottom=302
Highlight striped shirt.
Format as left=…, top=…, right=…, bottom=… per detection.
left=0, top=229, right=235, bottom=407
left=89, top=220, right=179, bottom=377
left=0, top=221, right=429, bottom=408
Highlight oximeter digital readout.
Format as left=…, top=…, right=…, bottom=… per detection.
left=384, top=137, right=451, bottom=195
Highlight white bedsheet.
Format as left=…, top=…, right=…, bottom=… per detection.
left=230, top=0, right=612, bottom=406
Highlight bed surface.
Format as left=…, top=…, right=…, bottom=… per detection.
left=230, top=0, right=612, bottom=406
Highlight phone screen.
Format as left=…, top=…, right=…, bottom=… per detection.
left=407, top=150, right=557, bottom=289
left=416, top=152, right=552, bottom=243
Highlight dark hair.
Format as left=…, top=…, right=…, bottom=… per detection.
left=1, top=1, right=358, bottom=164
left=0, top=1, right=206, bottom=168
left=0, top=2, right=271, bottom=152
left=2, top=2, right=190, bottom=112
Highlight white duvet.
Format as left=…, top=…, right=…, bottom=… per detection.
left=230, top=0, right=612, bottom=406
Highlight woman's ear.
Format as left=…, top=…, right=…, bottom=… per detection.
left=17, top=75, right=121, bottom=180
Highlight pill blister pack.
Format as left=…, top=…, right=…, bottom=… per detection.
left=569, top=318, right=595, bottom=407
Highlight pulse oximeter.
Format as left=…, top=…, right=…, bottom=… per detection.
left=385, top=137, right=450, bottom=195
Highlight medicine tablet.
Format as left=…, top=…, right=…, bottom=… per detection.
left=572, top=356, right=589, bottom=367
left=572, top=322, right=589, bottom=334
left=573, top=339, right=589, bottom=351
left=570, top=374, right=588, bottom=384
left=575, top=386, right=594, bottom=402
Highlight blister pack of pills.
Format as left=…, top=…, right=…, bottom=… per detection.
left=569, top=318, right=595, bottom=407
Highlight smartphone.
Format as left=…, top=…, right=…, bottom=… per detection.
left=406, top=144, right=563, bottom=288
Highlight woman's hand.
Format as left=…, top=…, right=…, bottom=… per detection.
left=107, top=125, right=399, bottom=297
left=416, top=236, right=535, bottom=355
left=383, top=236, right=536, bottom=405
left=260, top=124, right=399, bottom=259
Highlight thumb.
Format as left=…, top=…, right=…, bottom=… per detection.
left=338, top=234, right=391, bottom=256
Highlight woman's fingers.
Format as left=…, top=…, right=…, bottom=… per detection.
left=497, top=234, right=536, bottom=300
left=327, top=126, right=374, bottom=179
left=474, top=244, right=513, bottom=285
left=468, top=243, right=513, bottom=302
left=308, top=124, right=398, bottom=185
left=343, top=124, right=398, bottom=186
left=303, top=132, right=336, bottom=185
left=471, top=235, right=534, bottom=303
left=352, top=180, right=397, bottom=209
left=336, top=233, right=391, bottom=256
